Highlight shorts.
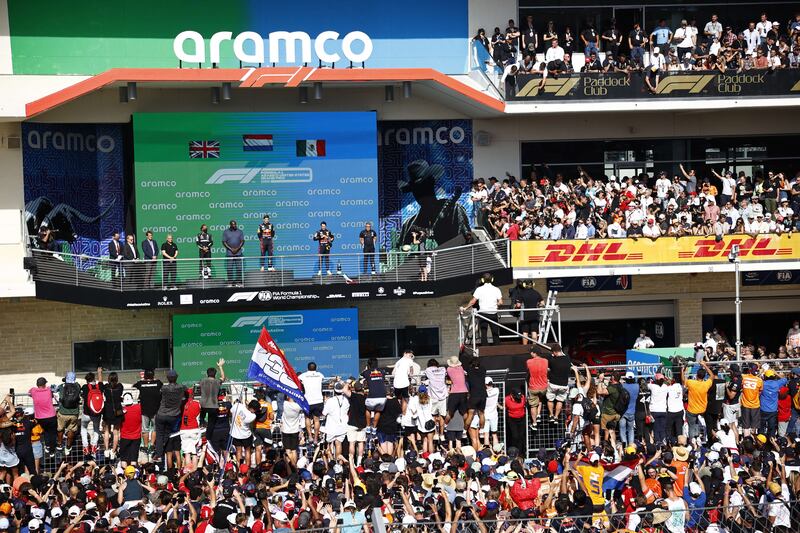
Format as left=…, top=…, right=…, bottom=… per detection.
left=253, top=428, right=273, bottom=447
left=210, top=432, right=228, bottom=453
left=394, top=387, right=410, bottom=399
left=57, top=412, right=79, bottom=433
left=103, top=413, right=123, bottom=427
left=232, top=436, right=254, bottom=448
left=445, top=430, right=462, bottom=442
left=180, top=430, right=201, bottom=455
left=741, top=407, right=760, bottom=430
left=468, top=395, right=487, bottom=411
left=119, top=438, right=141, bottom=463
left=600, top=413, right=621, bottom=430
left=165, top=435, right=181, bottom=453
left=141, top=415, right=156, bottom=433
left=282, top=432, right=299, bottom=450
left=365, top=398, right=386, bottom=412
left=347, top=427, right=366, bottom=443
left=32, top=441, right=43, bottom=460
left=376, top=431, right=397, bottom=444
left=722, top=403, right=740, bottom=424
left=307, top=403, right=324, bottom=417
left=471, top=414, right=499, bottom=433
left=527, top=389, right=547, bottom=408
left=326, top=432, right=346, bottom=443
left=546, top=383, right=569, bottom=403
left=447, top=393, right=468, bottom=416
left=430, top=398, right=447, bottom=417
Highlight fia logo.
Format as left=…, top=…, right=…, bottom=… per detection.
left=777, top=271, right=793, bottom=282
left=258, top=291, right=273, bottom=302
left=580, top=277, right=597, bottom=289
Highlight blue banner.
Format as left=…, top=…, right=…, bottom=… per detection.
left=22, top=123, right=126, bottom=257
left=626, top=350, right=661, bottom=377
left=377, top=120, right=473, bottom=249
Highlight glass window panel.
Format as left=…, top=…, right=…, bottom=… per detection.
left=74, top=341, right=122, bottom=373
left=122, top=339, right=171, bottom=370
left=396, top=327, right=440, bottom=357
left=359, top=329, right=396, bottom=360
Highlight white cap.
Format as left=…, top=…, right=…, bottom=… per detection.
left=653, top=47, right=660, bottom=54
left=122, top=394, right=134, bottom=407
left=68, top=506, right=81, bottom=517
left=0, top=518, right=9, bottom=530
left=272, top=511, right=288, bottom=522
left=493, top=443, right=504, bottom=454
left=343, top=500, right=356, bottom=510
left=50, top=508, right=63, bottom=519
left=145, top=503, right=156, bottom=515
left=27, top=520, right=42, bottom=531
left=609, top=175, right=617, bottom=181
left=85, top=502, right=96, bottom=511
left=394, top=458, right=407, bottom=471
left=485, top=376, right=493, bottom=385
left=589, top=452, right=600, bottom=462
left=31, top=508, right=45, bottom=519
left=227, top=514, right=237, bottom=525
left=23, top=407, right=34, bottom=416
left=689, top=482, right=702, bottom=495
left=624, top=371, right=635, bottom=380
left=296, top=456, right=309, bottom=470
left=706, top=450, right=720, bottom=462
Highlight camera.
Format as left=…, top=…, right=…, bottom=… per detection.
left=728, top=244, right=740, bottom=263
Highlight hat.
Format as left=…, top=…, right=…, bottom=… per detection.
left=122, top=395, right=134, bottom=407
left=438, top=474, right=456, bottom=489
left=769, top=482, right=782, bottom=495
left=333, top=381, right=345, bottom=394
left=50, top=508, right=63, bottom=519
left=68, top=506, right=81, bottom=517
left=625, top=445, right=637, bottom=455
left=493, top=443, right=504, bottom=454
left=422, top=474, right=435, bottom=490
left=400, top=160, right=445, bottom=193
left=689, top=482, right=702, bottom=496
left=673, top=446, right=690, bottom=462
left=653, top=47, right=660, bottom=54
left=447, top=356, right=461, bottom=367
left=0, top=518, right=8, bottom=530
left=65, top=372, right=76, bottom=384
left=118, top=510, right=132, bottom=521
left=588, top=452, right=600, bottom=463
left=272, top=510, right=288, bottom=523
left=756, top=434, right=767, bottom=444
left=624, top=371, right=635, bottom=380
left=343, top=500, right=356, bottom=510
left=461, top=445, right=476, bottom=459
left=504, top=471, right=519, bottom=482
left=31, top=508, right=45, bottom=520
left=485, top=376, right=493, bottom=385
left=200, top=506, right=213, bottom=520
left=652, top=508, right=671, bottom=525
left=166, top=369, right=178, bottom=379
left=23, top=407, right=34, bottom=416
left=28, top=520, right=42, bottom=531
left=765, top=369, right=776, bottom=378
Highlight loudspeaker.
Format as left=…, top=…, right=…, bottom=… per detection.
left=476, top=130, right=491, bottom=146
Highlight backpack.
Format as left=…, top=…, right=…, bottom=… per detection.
left=582, top=397, right=598, bottom=421
left=792, top=386, right=800, bottom=412
left=60, top=383, right=80, bottom=410
left=613, top=384, right=631, bottom=415
left=86, top=383, right=104, bottom=415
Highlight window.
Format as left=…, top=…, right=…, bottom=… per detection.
left=359, top=327, right=440, bottom=359
left=73, top=339, right=171, bottom=373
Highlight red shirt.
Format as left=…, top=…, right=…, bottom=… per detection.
left=505, top=394, right=526, bottom=419
left=506, top=223, right=520, bottom=240
left=527, top=357, right=549, bottom=390
left=778, top=387, right=791, bottom=422
left=510, top=478, right=541, bottom=510
left=180, top=399, right=201, bottom=430
left=120, top=404, right=142, bottom=440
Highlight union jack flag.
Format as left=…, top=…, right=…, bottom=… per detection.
left=189, top=140, right=220, bottom=159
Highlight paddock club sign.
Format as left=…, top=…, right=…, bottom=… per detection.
left=508, top=70, right=800, bottom=100
left=511, top=234, right=800, bottom=276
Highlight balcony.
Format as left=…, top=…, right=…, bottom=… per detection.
left=27, top=239, right=511, bottom=309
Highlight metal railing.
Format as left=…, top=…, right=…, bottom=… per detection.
left=29, top=239, right=510, bottom=291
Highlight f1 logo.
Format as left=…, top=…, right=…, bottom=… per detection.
left=227, top=292, right=258, bottom=302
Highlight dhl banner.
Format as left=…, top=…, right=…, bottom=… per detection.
left=508, top=70, right=800, bottom=101
left=512, top=234, right=800, bottom=277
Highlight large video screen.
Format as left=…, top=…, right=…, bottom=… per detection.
left=133, top=112, right=378, bottom=278
left=172, top=308, right=359, bottom=385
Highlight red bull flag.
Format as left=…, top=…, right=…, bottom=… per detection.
left=247, top=327, right=310, bottom=413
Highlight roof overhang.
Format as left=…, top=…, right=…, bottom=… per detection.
left=25, top=67, right=506, bottom=118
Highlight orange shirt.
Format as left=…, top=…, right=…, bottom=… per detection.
left=686, top=378, right=713, bottom=414
left=527, top=357, right=549, bottom=390
left=672, top=460, right=689, bottom=495
left=255, top=400, right=273, bottom=430
left=644, top=478, right=662, bottom=504
left=741, top=374, right=763, bottom=409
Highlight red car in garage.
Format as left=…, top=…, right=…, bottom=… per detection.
left=567, top=332, right=626, bottom=367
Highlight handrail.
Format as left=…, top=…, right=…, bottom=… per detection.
left=29, top=239, right=511, bottom=292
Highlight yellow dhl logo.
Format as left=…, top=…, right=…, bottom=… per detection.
left=516, top=77, right=580, bottom=97
left=654, top=74, right=715, bottom=94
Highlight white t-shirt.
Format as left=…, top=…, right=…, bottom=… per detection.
left=392, top=356, right=415, bottom=388
left=655, top=177, right=671, bottom=198
left=648, top=383, right=669, bottom=413
left=299, top=370, right=325, bottom=406
left=472, top=283, right=502, bottom=313
left=281, top=400, right=303, bottom=434
left=667, top=383, right=684, bottom=412
left=743, top=29, right=760, bottom=53
left=485, top=387, right=500, bottom=417
left=424, top=366, right=448, bottom=401
left=230, top=402, right=256, bottom=440
left=633, top=335, right=654, bottom=349
left=721, top=177, right=735, bottom=196
left=756, top=20, right=772, bottom=38
left=674, top=27, right=695, bottom=48
left=322, top=394, right=350, bottom=437
left=760, top=484, right=791, bottom=528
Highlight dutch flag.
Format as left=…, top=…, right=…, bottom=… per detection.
left=243, top=134, right=273, bottom=151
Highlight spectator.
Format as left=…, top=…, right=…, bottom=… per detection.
left=132, top=369, right=162, bottom=458
left=581, top=22, right=599, bottom=56
left=542, top=343, right=571, bottom=421
left=153, top=369, right=183, bottom=462
left=101, top=371, right=124, bottom=460
left=28, top=377, right=56, bottom=459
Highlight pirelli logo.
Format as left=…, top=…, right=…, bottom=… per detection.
left=654, top=74, right=715, bottom=94
left=516, top=77, right=580, bottom=97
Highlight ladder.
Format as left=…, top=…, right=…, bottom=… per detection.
left=538, top=290, right=559, bottom=345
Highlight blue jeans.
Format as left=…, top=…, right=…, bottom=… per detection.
left=630, top=46, right=644, bottom=67
left=761, top=410, right=777, bottom=438
left=619, top=413, right=636, bottom=444
left=653, top=412, right=667, bottom=442
left=584, top=42, right=598, bottom=56
left=789, top=408, right=800, bottom=435
left=686, top=412, right=703, bottom=439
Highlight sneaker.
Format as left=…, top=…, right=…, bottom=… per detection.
left=532, top=425, right=538, bottom=432
left=371, top=270, right=376, bottom=275
left=65, top=446, right=72, bottom=456
left=268, top=267, right=275, bottom=272
left=260, top=266, right=264, bottom=272
left=326, top=270, right=332, bottom=276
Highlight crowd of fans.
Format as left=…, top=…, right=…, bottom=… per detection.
left=1, top=328, right=800, bottom=532
left=475, top=12, right=800, bottom=91
left=470, top=165, right=800, bottom=240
